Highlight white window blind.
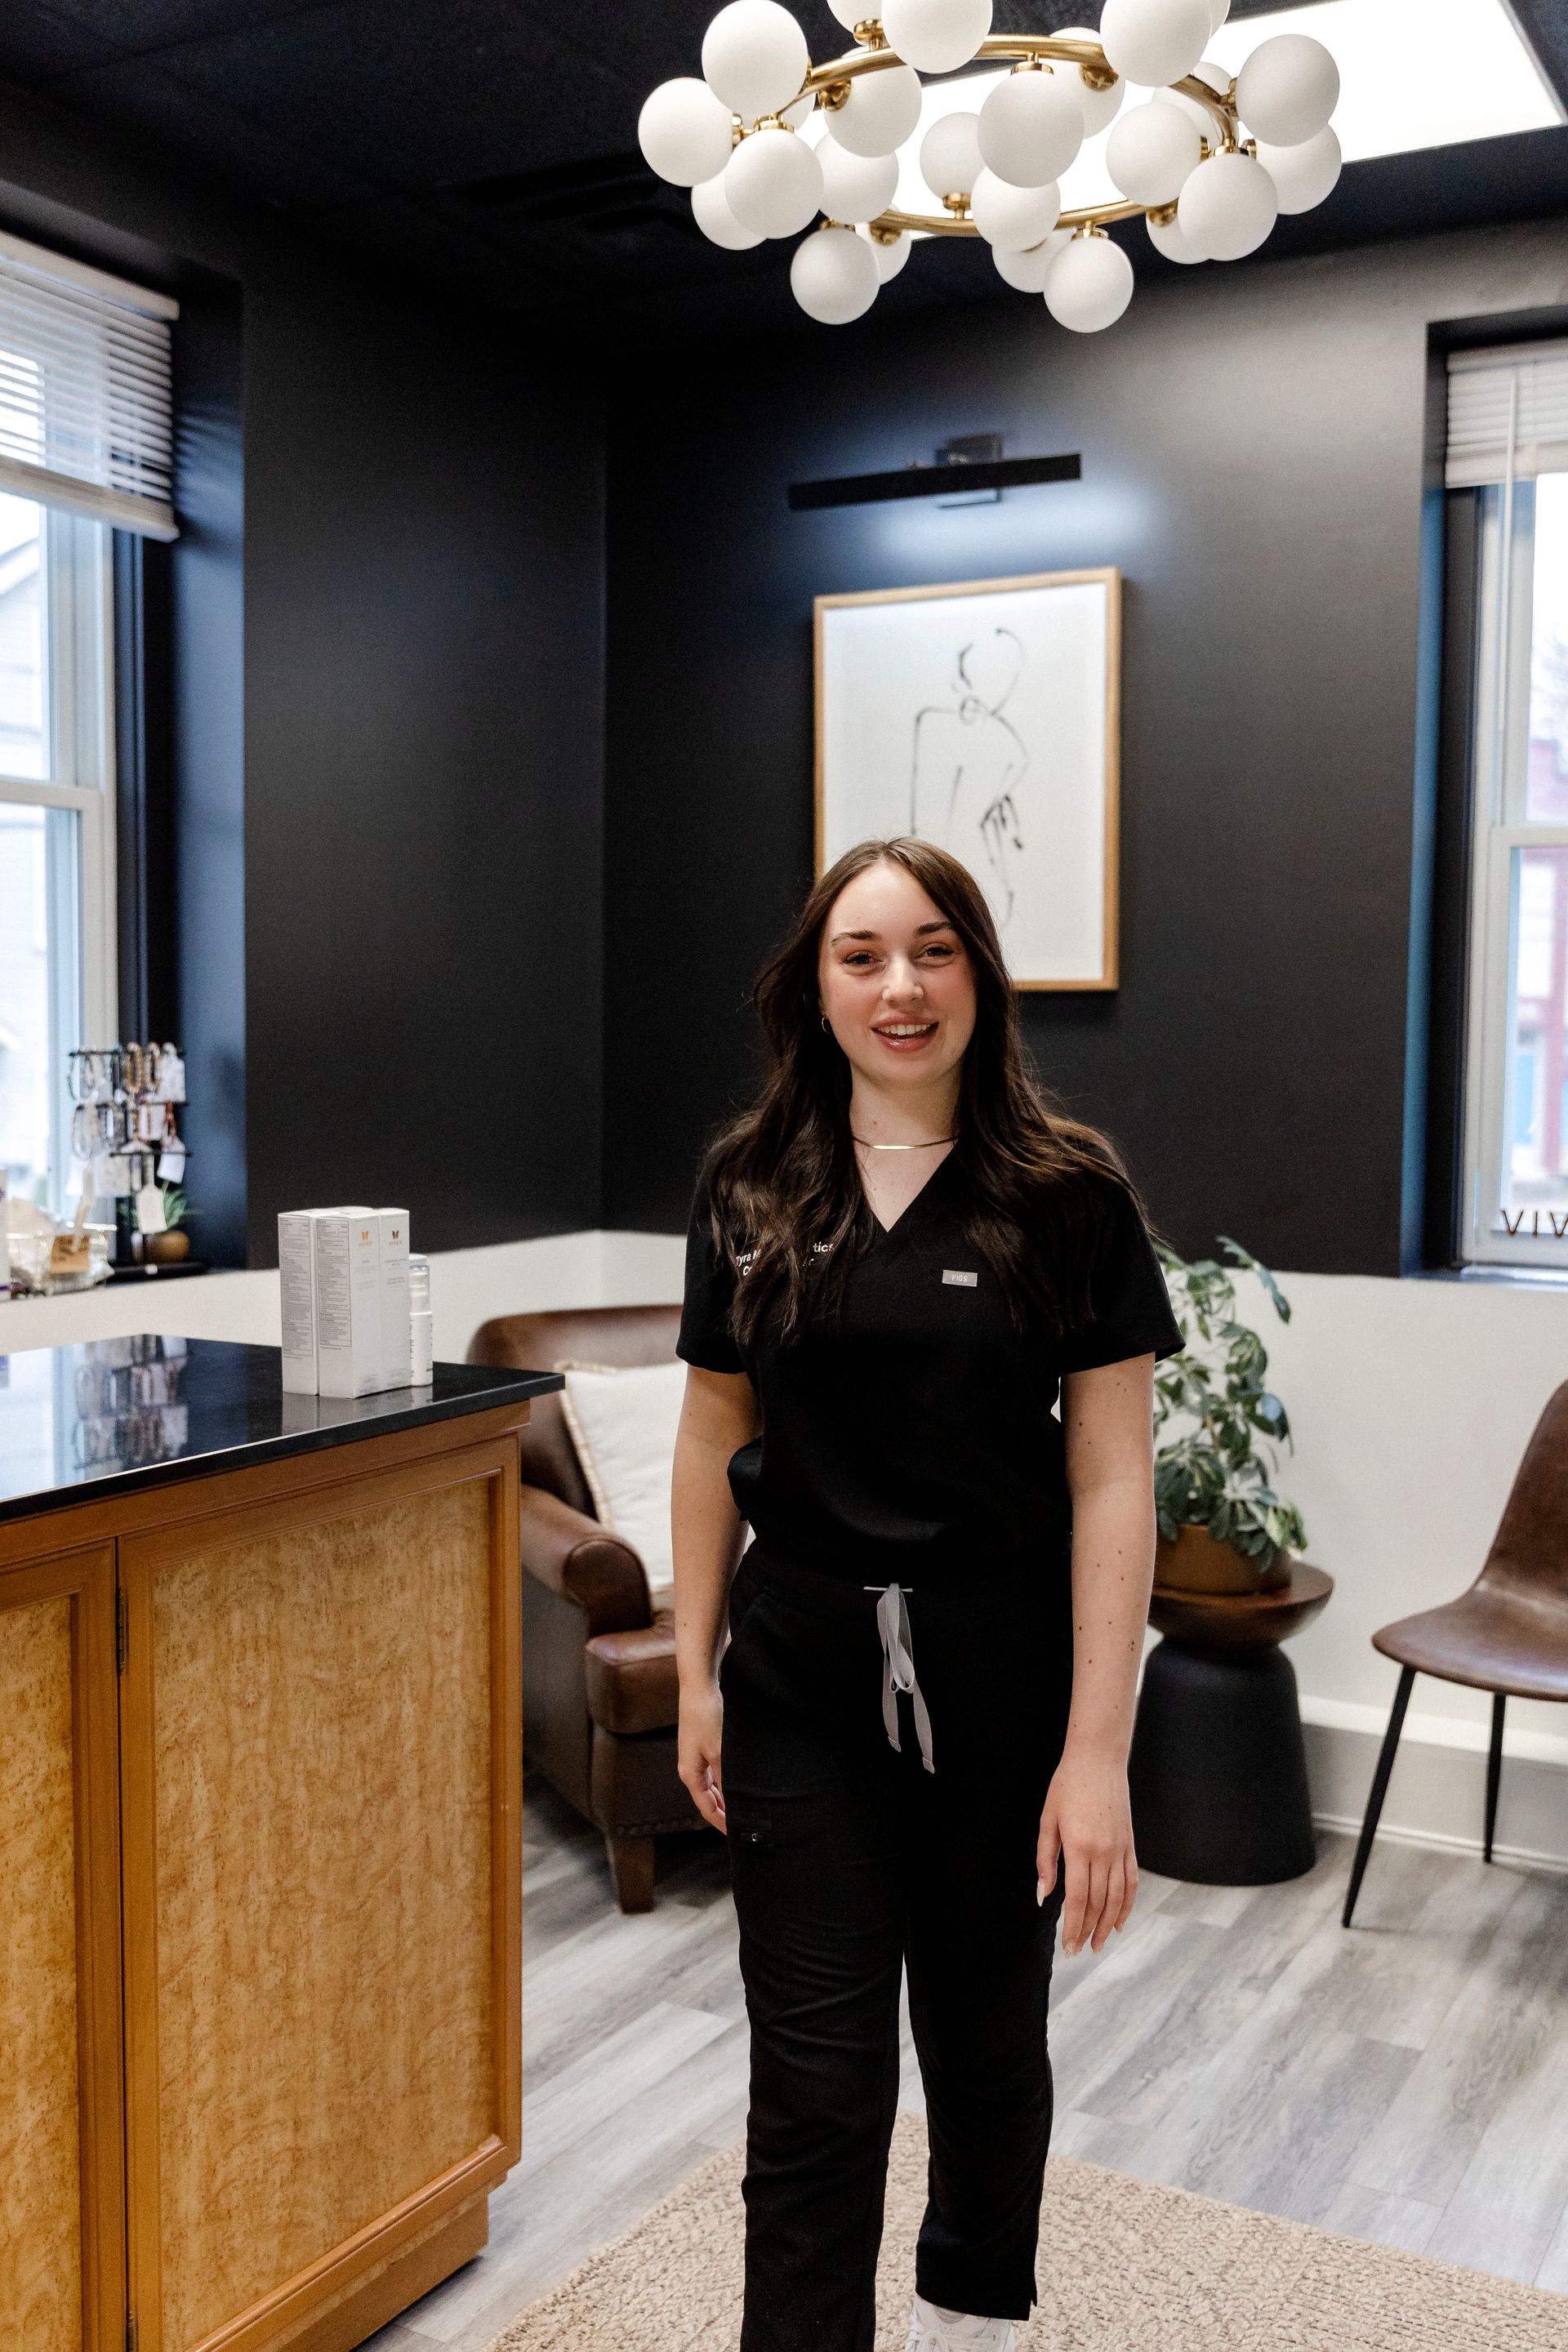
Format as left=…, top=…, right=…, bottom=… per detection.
left=0, top=228, right=179, bottom=541
left=1446, top=340, right=1568, bottom=491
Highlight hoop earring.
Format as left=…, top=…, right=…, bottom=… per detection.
left=820, top=1013, right=831, bottom=1032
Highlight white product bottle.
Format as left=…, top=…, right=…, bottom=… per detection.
left=408, top=1254, right=434, bottom=1387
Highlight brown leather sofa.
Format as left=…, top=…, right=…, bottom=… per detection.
left=467, top=1304, right=706, bottom=1911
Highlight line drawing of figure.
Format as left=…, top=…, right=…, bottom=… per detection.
left=908, top=626, right=1031, bottom=932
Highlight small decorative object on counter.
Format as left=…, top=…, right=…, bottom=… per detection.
left=278, top=1207, right=416, bottom=1398
left=144, top=1185, right=194, bottom=1264
left=1152, top=1235, right=1307, bottom=1596
left=68, top=1041, right=189, bottom=1269
left=5, top=1195, right=114, bottom=1294
left=408, top=1254, right=433, bottom=1387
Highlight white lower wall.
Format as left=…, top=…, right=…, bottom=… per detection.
left=7, top=1236, right=1566, bottom=1866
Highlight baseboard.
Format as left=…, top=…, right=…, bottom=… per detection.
left=1303, top=1713, right=1568, bottom=1874
left=1311, top=1806, right=1568, bottom=1880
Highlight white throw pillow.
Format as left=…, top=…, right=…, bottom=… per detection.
left=557, top=1360, right=687, bottom=1601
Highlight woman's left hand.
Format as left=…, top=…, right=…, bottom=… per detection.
left=1037, top=1745, right=1138, bottom=1957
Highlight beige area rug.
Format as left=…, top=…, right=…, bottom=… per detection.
left=483, top=2106, right=1566, bottom=2352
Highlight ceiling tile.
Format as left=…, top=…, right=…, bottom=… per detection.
left=41, top=1, right=336, bottom=50
left=0, top=2, right=122, bottom=79
left=59, top=51, right=376, bottom=207
left=109, top=0, right=646, bottom=187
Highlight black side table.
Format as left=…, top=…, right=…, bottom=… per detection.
left=1128, top=1564, right=1334, bottom=1886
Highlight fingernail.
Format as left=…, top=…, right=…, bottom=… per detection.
left=1036, top=1878, right=1045, bottom=1906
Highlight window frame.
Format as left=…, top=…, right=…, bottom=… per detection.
left=0, top=504, right=117, bottom=1214
left=1460, top=474, right=1568, bottom=1269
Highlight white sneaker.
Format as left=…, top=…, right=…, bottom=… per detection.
left=903, top=2292, right=1016, bottom=2352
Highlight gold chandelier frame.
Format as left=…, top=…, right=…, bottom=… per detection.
left=749, top=26, right=1244, bottom=243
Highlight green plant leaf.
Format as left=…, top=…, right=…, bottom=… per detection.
left=1218, top=1234, right=1292, bottom=1322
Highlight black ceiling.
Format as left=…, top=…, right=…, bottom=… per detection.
left=0, top=0, right=1565, bottom=331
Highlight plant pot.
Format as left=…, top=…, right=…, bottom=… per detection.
left=1155, top=1523, right=1290, bottom=1597
left=145, top=1230, right=190, bottom=1265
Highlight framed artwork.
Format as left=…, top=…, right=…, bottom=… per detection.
left=814, top=568, right=1120, bottom=991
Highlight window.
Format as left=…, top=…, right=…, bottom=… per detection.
left=0, top=233, right=176, bottom=1217
left=1450, top=342, right=1568, bottom=1268
left=0, top=503, right=113, bottom=1212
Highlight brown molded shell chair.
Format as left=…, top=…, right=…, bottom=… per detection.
left=468, top=1304, right=702, bottom=1913
left=1343, top=1379, right=1568, bottom=1927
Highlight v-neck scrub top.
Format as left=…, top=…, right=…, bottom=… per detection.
left=677, top=1150, right=1183, bottom=1588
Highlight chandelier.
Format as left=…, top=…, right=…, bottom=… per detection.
left=636, top=0, right=1343, bottom=330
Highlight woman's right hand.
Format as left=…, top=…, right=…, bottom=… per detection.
left=679, top=1679, right=727, bottom=1833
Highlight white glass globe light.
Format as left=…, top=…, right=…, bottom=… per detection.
left=1098, top=0, right=1210, bottom=91
left=1050, top=31, right=1124, bottom=139
left=781, top=90, right=816, bottom=128
left=920, top=110, right=985, bottom=201
left=993, top=228, right=1071, bottom=291
left=881, top=0, right=993, bottom=76
left=1235, top=33, right=1340, bottom=147
left=1209, top=0, right=1230, bottom=27
left=1255, top=124, right=1341, bottom=214
left=862, top=227, right=912, bottom=280
left=638, top=78, right=736, bottom=187
left=691, top=171, right=765, bottom=247
left=825, top=61, right=923, bottom=157
left=817, top=140, right=898, bottom=222
left=1147, top=207, right=1201, bottom=263
left=1045, top=234, right=1134, bottom=332
left=1177, top=148, right=1277, bottom=259
left=702, top=0, right=810, bottom=122
left=1106, top=100, right=1201, bottom=205
left=1153, top=58, right=1228, bottom=135
left=791, top=224, right=880, bottom=321
left=978, top=69, right=1084, bottom=188
left=970, top=168, right=1061, bottom=249
left=724, top=125, right=825, bottom=235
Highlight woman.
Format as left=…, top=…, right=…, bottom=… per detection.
left=670, top=837, right=1181, bottom=2352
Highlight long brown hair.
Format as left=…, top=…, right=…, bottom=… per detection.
left=704, top=836, right=1144, bottom=1346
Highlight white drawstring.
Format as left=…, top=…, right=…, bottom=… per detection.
left=863, top=1582, right=935, bottom=1772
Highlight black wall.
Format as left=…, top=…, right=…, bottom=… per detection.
left=0, top=82, right=605, bottom=1267
left=603, top=215, right=1568, bottom=1276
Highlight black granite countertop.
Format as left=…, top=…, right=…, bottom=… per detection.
left=0, top=1335, right=563, bottom=1525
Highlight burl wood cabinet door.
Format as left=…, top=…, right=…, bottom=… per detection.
left=118, top=1437, right=523, bottom=2352
left=0, top=1541, right=126, bottom=2352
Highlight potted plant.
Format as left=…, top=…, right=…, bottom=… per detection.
left=1152, top=1236, right=1307, bottom=1596
left=145, top=1184, right=195, bottom=1265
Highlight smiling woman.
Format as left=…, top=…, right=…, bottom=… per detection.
left=668, top=835, right=1183, bottom=2352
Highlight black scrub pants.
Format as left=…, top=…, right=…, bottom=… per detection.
left=719, top=1538, right=1074, bottom=2352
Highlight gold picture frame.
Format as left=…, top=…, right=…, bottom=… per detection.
left=814, top=568, right=1121, bottom=991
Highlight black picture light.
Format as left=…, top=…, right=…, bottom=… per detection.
left=788, top=450, right=1081, bottom=512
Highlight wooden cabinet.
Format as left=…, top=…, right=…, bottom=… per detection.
left=0, top=1541, right=124, bottom=2352
left=0, top=1405, right=526, bottom=2352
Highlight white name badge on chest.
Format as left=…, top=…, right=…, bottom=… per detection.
left=942, top=1269, right=978, bottom=1288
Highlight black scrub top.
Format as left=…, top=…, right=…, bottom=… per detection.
left=677, top=1149, right=1183, bottom=1586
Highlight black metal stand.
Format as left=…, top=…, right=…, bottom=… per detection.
left=1129, top=1637, right=1317, bottom=1886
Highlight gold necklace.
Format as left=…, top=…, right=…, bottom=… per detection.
left=851, top=1135, right=956, bottom=1150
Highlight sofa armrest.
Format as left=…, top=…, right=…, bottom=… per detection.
left=585, top=1619, right=680, bottom=1736
left=519, top=1483, right=652, bottom=1638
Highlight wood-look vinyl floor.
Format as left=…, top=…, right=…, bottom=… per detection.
left=362, top=1779, right=1568, bottom=2350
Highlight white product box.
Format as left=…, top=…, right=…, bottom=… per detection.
left=313, top=1207, right=382, bottom=1398
left=375, top=1209, right=411, bottom=1390
left=278, top=1209, right=324, bottom=1393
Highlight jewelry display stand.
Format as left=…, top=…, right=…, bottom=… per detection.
left=67, top=1042, right=200, bottom=1276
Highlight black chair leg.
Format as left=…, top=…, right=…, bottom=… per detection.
left=1485, top=1692, right=1507, bottom=1864
left=1343, top=1665, right=1416, bottom=1929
